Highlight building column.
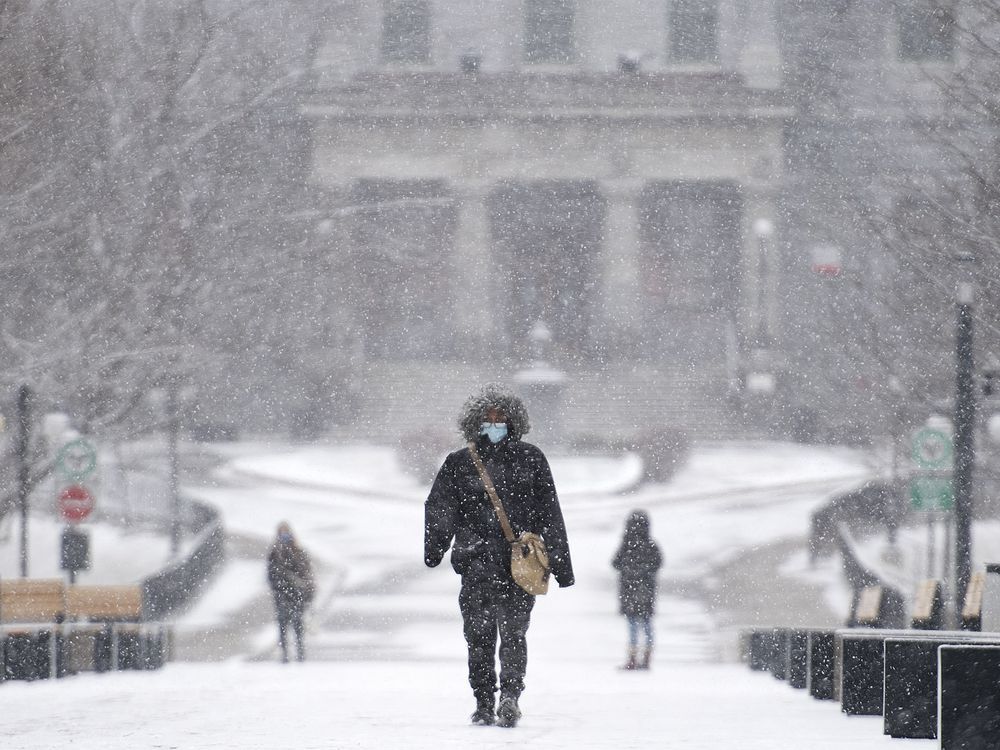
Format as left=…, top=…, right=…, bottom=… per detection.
left=597, top=179, right=644, bottom=349
left=738, top=0, right=781, bottom=89
left=451, top=181, right=495, bottom=350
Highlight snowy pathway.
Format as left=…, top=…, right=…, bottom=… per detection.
left=4, top=440, right=926, bottom=748
left=4, top=659, right=930, bottom=749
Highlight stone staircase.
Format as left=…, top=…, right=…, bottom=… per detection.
left=340, top=361, right=744, bottom=444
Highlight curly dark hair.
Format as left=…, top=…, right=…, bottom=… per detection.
left=457, top=384, right=531, bottom=442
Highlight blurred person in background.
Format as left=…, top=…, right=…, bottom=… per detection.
left=612, top=510, right=662, bottom=670
left=267, top=521, right=315, bottom=663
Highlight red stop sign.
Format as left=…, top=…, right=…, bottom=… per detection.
left=58, top=484, right=94, bottom=523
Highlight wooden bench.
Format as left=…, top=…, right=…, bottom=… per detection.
left=853, top=585, right=883, bottom=626
left=66, top=585, right=143, bottom=622
left=1, top=580, right=166, bottom=679
left=0, top=580, right=143, bottom=624
left=0, top=579, right=66, bottom=623
left=911, top=579, right=944, bottom=630
left=961, top=571, right=984, bottom=631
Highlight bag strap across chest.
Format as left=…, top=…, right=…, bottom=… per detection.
left=467, top=441, right=517, bottom=544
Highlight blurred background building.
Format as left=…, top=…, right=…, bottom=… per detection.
left=296, top=0, right=998, bottom=444
left=2, top=0, right=997, bottom=449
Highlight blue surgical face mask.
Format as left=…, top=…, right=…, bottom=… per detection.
left=480, top=422, right=508, bottom=444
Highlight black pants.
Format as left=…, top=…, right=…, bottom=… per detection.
left=276, top=608, right=305, bottom=662
left=459, top=573, right=535, bottom=702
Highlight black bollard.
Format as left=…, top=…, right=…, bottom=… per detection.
left=807, top=630, right=836, bottom=700
left=787, top=629, right=809, bottom=689
left=749, top=629, right=775, bottom=672
left=839, top=630, right=890, bottom=716
left=770, top=628, right=790, bottom=680
left=883, top=638, right=941, bottom=738
left=939, top=644, right=1000, bottom=750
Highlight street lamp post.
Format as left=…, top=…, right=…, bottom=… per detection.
left=953, top=273, right=975, bottom=615
left=16, top=385, right=32, bottom=577
left=744, top=218, right=777, bottom=406
left=167, top=380, right=182, bottom=557
left=753, top=217, right=775, bottom=347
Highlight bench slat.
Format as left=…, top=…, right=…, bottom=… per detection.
left=66, top=585, right=143, bottom=620
left=0, top=579, right=65, bottom=622
left=1, top=580, right=143, bottom=622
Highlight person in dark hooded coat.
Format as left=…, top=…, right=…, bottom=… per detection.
left=612, top=510, right=662, bottom=670
left=424, top=384, right=574, bottom=728
left=267, top=521, right=315, bottom=663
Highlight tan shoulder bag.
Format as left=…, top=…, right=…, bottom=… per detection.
left=467, top=441, right=550, bottom=595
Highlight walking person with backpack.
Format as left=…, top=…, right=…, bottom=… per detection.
left=612, top=510, right=662, bottom=670
left=267, top=521, right=315, bottom=663
left=424, top=384, right=574, bottom=728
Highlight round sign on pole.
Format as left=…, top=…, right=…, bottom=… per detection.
left=56, top=438, right=98, bottom=481
left=912, top=428, right=953, bottom=470
left=58, top=484, right=94, bottom=523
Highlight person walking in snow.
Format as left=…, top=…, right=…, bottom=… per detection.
left=424, top=384, right=574, bottom=728
left=612, top=510, right=662, bottom=670
left=267, top=521, right=315, bottom=663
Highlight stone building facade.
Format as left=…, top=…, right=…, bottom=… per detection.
left=302, top=0, right=974, bottom=441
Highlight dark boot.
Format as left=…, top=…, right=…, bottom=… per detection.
left=639, top=647, right=652, bottom=670
left=620, top=647, right=638, bottom=671
left=497, top=694, right=521, bottom=728
left=470, top=692, right=495, bottom=726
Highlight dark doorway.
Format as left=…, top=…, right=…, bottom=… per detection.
left=350, top=179, right=456, bottom=359
left=489, top=181, right=606, bottom=362
left=639, top=181, right=742, bottom=361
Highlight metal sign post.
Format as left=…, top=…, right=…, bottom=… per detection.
left=910, top=427, right=954, bottom=592
left=16, top=385, right=31, bottom=578
left=953, top=284, right=976, bottom=620
left=55, top=437, right=98, bottom=585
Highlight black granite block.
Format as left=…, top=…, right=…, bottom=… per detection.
left=884, top=638, right=940, bottom=739
left=939, top=645, right=1000, bottom=750
left=787, top=629, right=809, bottom=689
left=807, top=630, right=835, bottom=700
left=841, top=634, right=885, bottom=715
left=2, top=631, right=51, bottom=681
left=749, top=629, right=775, bottom=672
left=771, top=628, right=790, bottom=680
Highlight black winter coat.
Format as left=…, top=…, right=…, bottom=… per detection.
left=267, top=542, right=315, bottom=617
left=424, top=436, right=574, bottom=588
left=612, top=534, right=662, bottom=617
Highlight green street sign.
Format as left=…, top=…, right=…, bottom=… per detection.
left=56, top=438, right=98, bottom=480
left=910, top=475, right=954, bottom=511
left=911, top=428, right=952, bottom=470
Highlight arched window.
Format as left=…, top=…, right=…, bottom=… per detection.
left=350, top=180, right=456, bottom=358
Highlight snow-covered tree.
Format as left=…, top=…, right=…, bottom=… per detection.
left=777, top=0, right=1000, bottom=440
left=0, top=0, right=333, bottom=438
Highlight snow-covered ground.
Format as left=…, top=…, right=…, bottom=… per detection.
left=3, top=439, right=937, bottom=748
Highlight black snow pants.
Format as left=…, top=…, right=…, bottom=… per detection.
left=459, top=572, right=535, bottom=702
left=275, top=603, right=306, bottom=662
